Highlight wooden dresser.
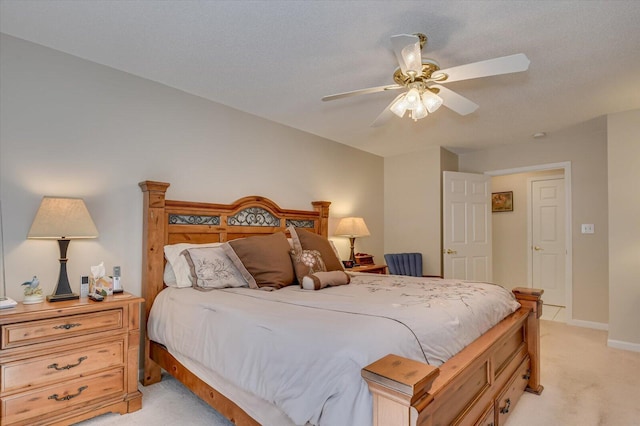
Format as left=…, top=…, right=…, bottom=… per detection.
left=0, top=293, right=143, bottom=425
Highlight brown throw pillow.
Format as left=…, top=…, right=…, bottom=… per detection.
left=301, top=271, right=351, bottom=290
left=224, top=232, right=295, bottom=289
left=289, top=227, right=344, bottom=272
left=289, top=249, right=326, bottom=284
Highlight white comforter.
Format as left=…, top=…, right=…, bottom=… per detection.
left=148, top=274, right=520, bottom=426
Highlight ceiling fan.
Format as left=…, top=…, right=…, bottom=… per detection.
left=322, top=33, right=530, bottom=126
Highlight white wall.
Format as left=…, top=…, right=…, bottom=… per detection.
left=459, top=118, right=609, bottom=325
left=607, top=109, right=640, bottom=350
left=0, top=34, right=384, bottom=301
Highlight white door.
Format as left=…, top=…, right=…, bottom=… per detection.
left=531, top=178, right=566, bottom=306
left=443, top=171, right=492, bottom=281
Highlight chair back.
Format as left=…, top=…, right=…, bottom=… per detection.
left=384, top=253, right=423, bottom=277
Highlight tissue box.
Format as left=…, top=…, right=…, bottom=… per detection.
left=90, top=276, right=113, bottom=296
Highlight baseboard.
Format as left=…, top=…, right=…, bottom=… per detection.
left=607, top=339, right=640, bottom=353
left=566, top=319, right=609, bottom=330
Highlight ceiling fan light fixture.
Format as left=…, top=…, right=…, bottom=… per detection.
left=422, top=90, right=443, bottom=113
left=404, top=88, right=421, bottom=108
left=323, top=32, right=531, bottom=127
left=390, top=94, right=409, bottom=118
left=411, top=102, right=428, bottom=121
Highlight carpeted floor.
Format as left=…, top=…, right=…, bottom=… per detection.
left=78, top=320, right=640, bottom=425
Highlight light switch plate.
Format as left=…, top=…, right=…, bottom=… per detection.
left=581, top=224, right=595, bottom=234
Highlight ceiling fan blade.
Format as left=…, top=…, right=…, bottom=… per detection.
left=371, top=94, right=404, bottom=127
left=390, top=34, right=423, bottom=75
left=322, top=84, right=402, bottom=102
left=433, top=53, right=530, bottom=83
left=430, top=84, right=479, bottom=116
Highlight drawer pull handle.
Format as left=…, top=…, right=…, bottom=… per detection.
left=500, top=398, right=511, bottom=414
left=48, top=385, right=88, bottom=402
left=48, top=356, right=88, bottom=371
left=523, top=369, right=531, bottom=380
left=53, top=323, right=81, bottom=330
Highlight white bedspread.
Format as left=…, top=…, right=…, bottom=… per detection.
left=148, top=274, right=520, bottom=426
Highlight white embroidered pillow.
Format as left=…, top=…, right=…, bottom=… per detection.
left=164, top=242, right=223, bottom=287
left=181, top=246, right=248, bottom=290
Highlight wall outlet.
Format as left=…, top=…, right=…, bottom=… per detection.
left=581, top=224, right=595, bottom=234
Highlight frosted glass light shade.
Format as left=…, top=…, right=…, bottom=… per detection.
left=404, top=88, right=421, bottom=109
left=412, top=102, right=428, bottom=120
left=28, top=197, right=98, bottom=239
left=335, top=217, right=370, bottom=238
left=390, top=94, right=408, bottom=118
left=422, top=91, right=443, bottom=113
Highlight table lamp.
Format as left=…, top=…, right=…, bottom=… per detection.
left=335, top=217, right=370, bottom=263
left=27, top=197, right=98, bottom=302
left=0, top=200, right=17, bottom=309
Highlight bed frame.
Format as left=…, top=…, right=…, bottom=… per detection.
left=139, top=180, right=543, bottom=426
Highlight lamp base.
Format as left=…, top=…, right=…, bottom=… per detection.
left=0, top=297, right=18, bottom=310
left=348, top=237, right=356, bottom=263
left=46, top=239, right=79, bottom=303
left=47, top=293, right=80, bottom=302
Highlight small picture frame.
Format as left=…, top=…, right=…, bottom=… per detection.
left=492, top=191, right=513, bottom=212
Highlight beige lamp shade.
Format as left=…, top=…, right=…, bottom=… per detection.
left=335, top=217, right=370, bottom=238
left=28, top=197, right=98, bottom=239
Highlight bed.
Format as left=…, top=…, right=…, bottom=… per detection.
left=139, top=180, right=543, bottom=426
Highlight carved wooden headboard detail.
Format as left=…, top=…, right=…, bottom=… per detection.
left=139, top=180, right=330, bottom=320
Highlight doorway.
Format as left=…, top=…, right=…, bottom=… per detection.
left=486, top=162, right=573, bottom=322
left=529, top=176, right=566, bottom=307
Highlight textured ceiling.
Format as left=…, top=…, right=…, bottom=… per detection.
left=1, top=1, right=639, bottom=157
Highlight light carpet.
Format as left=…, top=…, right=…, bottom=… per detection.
left=78, top=320, right=640, bottom=425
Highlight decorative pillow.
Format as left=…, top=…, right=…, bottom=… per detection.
left=288, top=226, right=344, bottom=272
left=164, top=242, right=222, bottom=287
left=223, top=232, right=295, bottom=289
left=301, top=271, right=350, bottom=290
left=289, top=249, right=326, bottom=284
left=181, top=246, right=249, bottom=291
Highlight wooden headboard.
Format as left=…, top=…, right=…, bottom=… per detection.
left=139, top=180, right=330, bottom=319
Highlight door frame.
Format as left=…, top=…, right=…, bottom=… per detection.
left=485, top=162, right=573, bottom=322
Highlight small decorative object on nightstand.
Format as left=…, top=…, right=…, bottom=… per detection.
left=0, top=292, right=144, bottom=425
left=350, top=264, right=388, bottom=274
left=21, top=275, right=44, bottom=304
left=355, top=252, right=374, bottom=265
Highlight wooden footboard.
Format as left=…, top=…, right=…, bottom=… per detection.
left=362, top=287, right=543, bottom=426
left=149, top=341, right=259, bottom=425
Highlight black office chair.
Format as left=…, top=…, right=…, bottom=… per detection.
left=384, top=253, right=423, bottom=277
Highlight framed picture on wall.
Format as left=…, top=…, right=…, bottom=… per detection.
left=492, top=191, right=513, bottom=212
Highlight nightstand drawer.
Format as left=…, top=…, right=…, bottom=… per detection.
left=2, top=339, right=124, bottom=393
left=1, top=309, right=123, bottom=349
left=1, top=368, right=124, bottom=425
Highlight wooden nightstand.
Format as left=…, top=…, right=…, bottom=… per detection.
left=349, top=264, right=388, bottom=274
left=0, top=292, right=144, bottom=425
